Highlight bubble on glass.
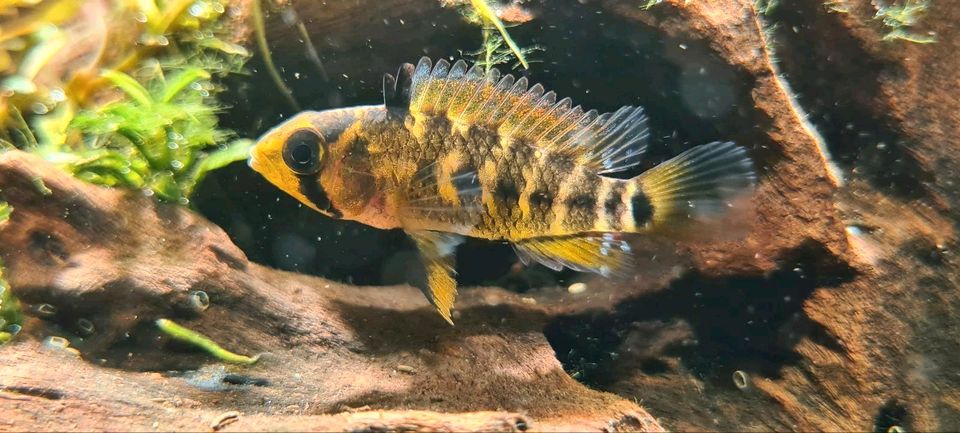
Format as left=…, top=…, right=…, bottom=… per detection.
left=49, top=88, right=66, bottom=102
left=31, top=102, right=49, bottom=114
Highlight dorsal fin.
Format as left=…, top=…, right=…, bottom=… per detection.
left=384, top=62, right=415, bottom=108
left=401, top=57, right=649, bottom=174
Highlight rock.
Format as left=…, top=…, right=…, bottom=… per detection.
left=0, top=150, right=662, bottom=432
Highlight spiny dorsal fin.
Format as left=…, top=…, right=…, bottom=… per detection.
left=408, top=230, right=463, bottom=324
left=402, top=57, right=649, bottom=174
left=513, top=233, right=633, bottom=277
left=384, top=62, right=415, bottom=108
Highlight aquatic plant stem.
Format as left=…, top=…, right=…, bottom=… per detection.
left=155, top=318, right=260, bottom=365
left=483, top=27, right=494, bottom=73
left=469, top=0, right=529, bottom=69
left=252, top=0, right=300, bottom=111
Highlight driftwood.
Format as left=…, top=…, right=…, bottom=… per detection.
left=0, top=150, right=662, bottom=432
left=3, top=0, right=960, bottom=431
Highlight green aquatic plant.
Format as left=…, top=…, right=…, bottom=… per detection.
left=642, top=0, right=663, bottom=9
left=66, top=67, right=251, bottom=204
left=1, top=0, right=252, bottom=205
left=155, top=318, right=260, bottom=364
left=824, top=0, right=851, bottom=14
left=448, top=0, right=537, bottom=72
left=756, top=0, right=779, bottom=15
left=875, top=0, right=936, bottom=44
left=0, top=256, right=23, bottom=346
left=472, top=28, right=541, bottom=73
left=468, top=0, right=529, bottom=69
left=251, top=0, right=299, bottom=110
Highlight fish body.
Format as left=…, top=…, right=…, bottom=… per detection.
left=250, top=57, right=756, bottom=324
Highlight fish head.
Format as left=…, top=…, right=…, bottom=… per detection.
left=249, top=109, right=359, bottom=219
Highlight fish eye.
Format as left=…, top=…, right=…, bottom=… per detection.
left=282, top=129, right=324, bottom=175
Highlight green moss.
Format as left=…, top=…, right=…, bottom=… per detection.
left=66, top=67, right=251, bottom=204
left=2, top=0, right=252, bottom=205
left=0, top=257, right=23, bottom=346
left=875, top=0, right=936, bottom=44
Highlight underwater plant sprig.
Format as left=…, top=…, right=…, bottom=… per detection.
left=447, top=0, right=536, bottom=72
left=67, top=67, right=252, bottom=204
left=0, top=256, right=23, bottom=346
left=468, top=0, right=529, bottom=69
left=155, top=318, right=260, bottom=365
left=875, top=0, right=936, bottom=44
left=2, top=0, right=252, bottom=207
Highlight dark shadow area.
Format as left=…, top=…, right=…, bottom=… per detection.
left=544, top=240, right=857, bottom=388
left=874, top=399, right=911, bottom=433
left=329, top=299, right=549, bottom=356
left=766, top=0, right=933, bottom=200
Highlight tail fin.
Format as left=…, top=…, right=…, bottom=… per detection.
left=634, top=141, right=756, bottom=237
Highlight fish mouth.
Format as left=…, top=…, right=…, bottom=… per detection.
left=247, top=145, right=261, bottom=171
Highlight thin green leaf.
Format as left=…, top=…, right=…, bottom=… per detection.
left=0, top=202, right=12, bottom=224
left=185, top=139, right=252, bottom=196
left=101, top=69, right=153, bottom=106
left=160, top=68, right=211, bottom=103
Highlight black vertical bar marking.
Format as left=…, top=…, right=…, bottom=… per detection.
left=631, top=191, right=653, bottom=228
left=563, top=175, right=599, bottom=231
left=297, top=174, right=342, bottom=218
left=604, top=182, right=626, bottom=231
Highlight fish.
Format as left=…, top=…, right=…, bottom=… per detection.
left=249, top=57, right=756, bottom=324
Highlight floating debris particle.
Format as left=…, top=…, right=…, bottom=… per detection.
left=155, top=318, right=259, bottom=365
left=567, top=282, right=587, bottom=294
left=732, top=370, right=750, bottom=390
left=887, top=426, right=905, bottom=433
left=521, top=297, right=537, bottom=305
left=397, top=364, right=417, bottom=374
left=210, top=410, right=240, bottom=431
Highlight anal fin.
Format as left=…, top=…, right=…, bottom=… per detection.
left=513, top=234, right=633, bottom=277
left=408, top=230, right=464, bottom=324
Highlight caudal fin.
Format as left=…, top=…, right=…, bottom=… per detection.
left=635, top=141, right=756, bottom=237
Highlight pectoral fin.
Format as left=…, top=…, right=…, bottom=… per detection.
left=408, top=230, right=464, bottom=324
left=514, top=234, right=633, bottom=277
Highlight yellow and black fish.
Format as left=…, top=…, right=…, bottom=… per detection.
left=249, top=57, right=756, bottom=324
